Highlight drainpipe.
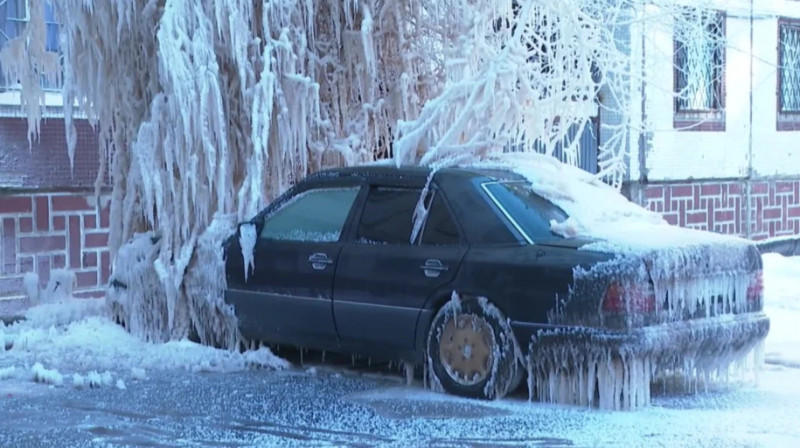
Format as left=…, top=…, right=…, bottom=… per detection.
left=745, top=0, right=754, bottom=238
left=634, top=2, right=648, bottom=207
left=638, top=4, right=648, bottom=188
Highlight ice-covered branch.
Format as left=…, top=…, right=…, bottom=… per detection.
left=10, top=0, right=724, bottom=345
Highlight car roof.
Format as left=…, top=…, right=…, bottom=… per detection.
left=309, top=164, right=527, bottom=183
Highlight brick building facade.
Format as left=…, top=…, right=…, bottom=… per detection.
left=2, top=0, right=800, bottom=301
left=0, top=117, right=110, bottom=300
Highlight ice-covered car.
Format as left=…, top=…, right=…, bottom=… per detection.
left=223, top=161, right=769, bottom=409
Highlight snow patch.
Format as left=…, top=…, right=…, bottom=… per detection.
left=23, top=272, right=39, bottom=303
left=2, top=296, right=288, bottom=390
left=0, top=366, right=17, bottom=380
left=762, top=254, right=800, bottom=368
left=32, top=363, right=63, bottom=386
left=131, top=367, right=147, bottom=381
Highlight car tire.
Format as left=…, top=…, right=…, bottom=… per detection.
left=426, top=295, right=521, bottom=400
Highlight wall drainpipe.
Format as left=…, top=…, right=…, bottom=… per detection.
left=745, top=0, right=754, bottom=239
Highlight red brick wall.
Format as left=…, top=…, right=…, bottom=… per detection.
left=0, top=192, right=111, bottom=299
left=1, top=116, right=110, bottom=300
left=643, top=179, right=800, bottom=240
left=0, top=117, right=105, bottom=190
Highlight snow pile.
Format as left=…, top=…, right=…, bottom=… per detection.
left=0, top=297, right=288, bottom=390
left=32, top=362, right=64, bottom=386
left=762, top=253, right=800, bottom=368
left=23, top=270, right=78, bottom=304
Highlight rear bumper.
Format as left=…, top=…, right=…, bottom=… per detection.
left=513, top=312, right=770, bottom=359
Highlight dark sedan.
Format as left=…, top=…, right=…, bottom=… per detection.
left=223, top=165, right=769, bottom=406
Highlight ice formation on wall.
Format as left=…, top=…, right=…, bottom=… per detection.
left=11, top=0, right=724, bottom=353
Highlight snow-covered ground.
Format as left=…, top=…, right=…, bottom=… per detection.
left=762, top=253, right=800, bottom=369
left=0, top=254, right=797, bottom=447
left=0, top=298, right=288, bottom=390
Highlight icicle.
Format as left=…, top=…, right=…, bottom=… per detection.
left=404, top=362, right=414, bottom=386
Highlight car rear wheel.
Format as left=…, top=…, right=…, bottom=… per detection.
left=426, top=296, right=521, bottom=400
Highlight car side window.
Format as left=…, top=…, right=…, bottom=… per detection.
left=420, top=192, right=461, bottom=246
left=356, top=187, right=421, bottom=245
left=260, top=187, right=360, bottom=242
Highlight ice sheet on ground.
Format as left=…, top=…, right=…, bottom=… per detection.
left=762, top=253, right=800, bottom=368
left=0, top=298, right=289, bottom=389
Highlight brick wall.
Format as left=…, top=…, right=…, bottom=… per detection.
left=0, top=192, right=111, bottom=299
left=1, top=116, right=110, bottom=300
left=641, top=179, right=800, bottom=240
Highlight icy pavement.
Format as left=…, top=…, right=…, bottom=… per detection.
left=0, top=364, right=799, bottom=447
left=762, top=253, right=800, bottom=369
left=0, top=254, right=797, bottom=447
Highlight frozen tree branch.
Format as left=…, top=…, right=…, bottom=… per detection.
left=8, top=0, right=721, bottom=344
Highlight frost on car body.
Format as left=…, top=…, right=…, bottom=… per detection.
left=467, top=153, right=769, bottom=410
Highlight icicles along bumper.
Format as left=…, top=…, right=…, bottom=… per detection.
left=524, top=235, right=769, bottom=410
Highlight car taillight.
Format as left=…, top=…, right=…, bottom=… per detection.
left=603, top=282, right=656, bottom=313
left=747, top=271, right=763, bottom=302
left=602, top=283, right=623, bottom=313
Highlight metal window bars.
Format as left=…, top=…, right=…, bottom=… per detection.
left=0, top=0, right=61, bottom=91
left=780, top=23, right=800, bottom=113
left=674, top=11, right=724, bottom=112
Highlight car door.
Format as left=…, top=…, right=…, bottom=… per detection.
left=225, top=185, right=362, bottom=350
left=332, top=185, right=467, bottom=352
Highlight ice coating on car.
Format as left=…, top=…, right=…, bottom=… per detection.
left=455, top=152, right=769, bottom=409
left=526, top=323, right=766, bottom=411
left=239, top=223, right=256, bottom=282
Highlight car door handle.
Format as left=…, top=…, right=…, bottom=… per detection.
left=420, top=259, right=449, bottom=278
left=308, top=253, right=334, bottom=270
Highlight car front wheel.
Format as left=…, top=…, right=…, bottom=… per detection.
left=426, top=295, right=521, bottom=400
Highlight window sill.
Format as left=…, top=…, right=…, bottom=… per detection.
left=673, top=110, right=726, bottom=132
left=777, top=112, right=800, bottom=131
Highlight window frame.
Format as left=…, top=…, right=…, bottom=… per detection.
left=0, top=0, right=61, bottom=92
left=672, top=9, right=727, bottom=132
left=480, top=180, right=569, bottom=244
left=258, top=186, right=362, bottom=244
left=778, top=17, right=800, bottom=131
left=417, top=188, right=464, bottom=247
left=351, top=183, right=465, bottom=247
left=353, top=185, right=427, bottom=246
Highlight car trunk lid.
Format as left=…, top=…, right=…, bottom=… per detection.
left=555, top=227, right=764, bottom=330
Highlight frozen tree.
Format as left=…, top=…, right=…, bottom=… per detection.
left=8, top=0, right=723, bottom=346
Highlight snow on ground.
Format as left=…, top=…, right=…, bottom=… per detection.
left=0, top=298, right=288, bottom=391
left=762, top=253, right=800, bottom=368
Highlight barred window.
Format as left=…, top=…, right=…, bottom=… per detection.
left=779, top=21, right=800, bottom=113
left=674, top=11, right=725, bottom=112
left=673, top=10, right=725, bottom=131
left=0, top=0, right=61, bottom=90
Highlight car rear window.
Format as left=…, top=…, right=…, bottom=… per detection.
left=484, top=181, right=568, bottom=241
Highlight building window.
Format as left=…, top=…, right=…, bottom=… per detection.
left=778, top=19, right=800, bottom=131
left=0, top=0, right=61, bottom=91
left=673, top=10, right=726, bottom=131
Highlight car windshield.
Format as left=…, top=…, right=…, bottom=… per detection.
left=483, top=181, right=569, bottom=241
